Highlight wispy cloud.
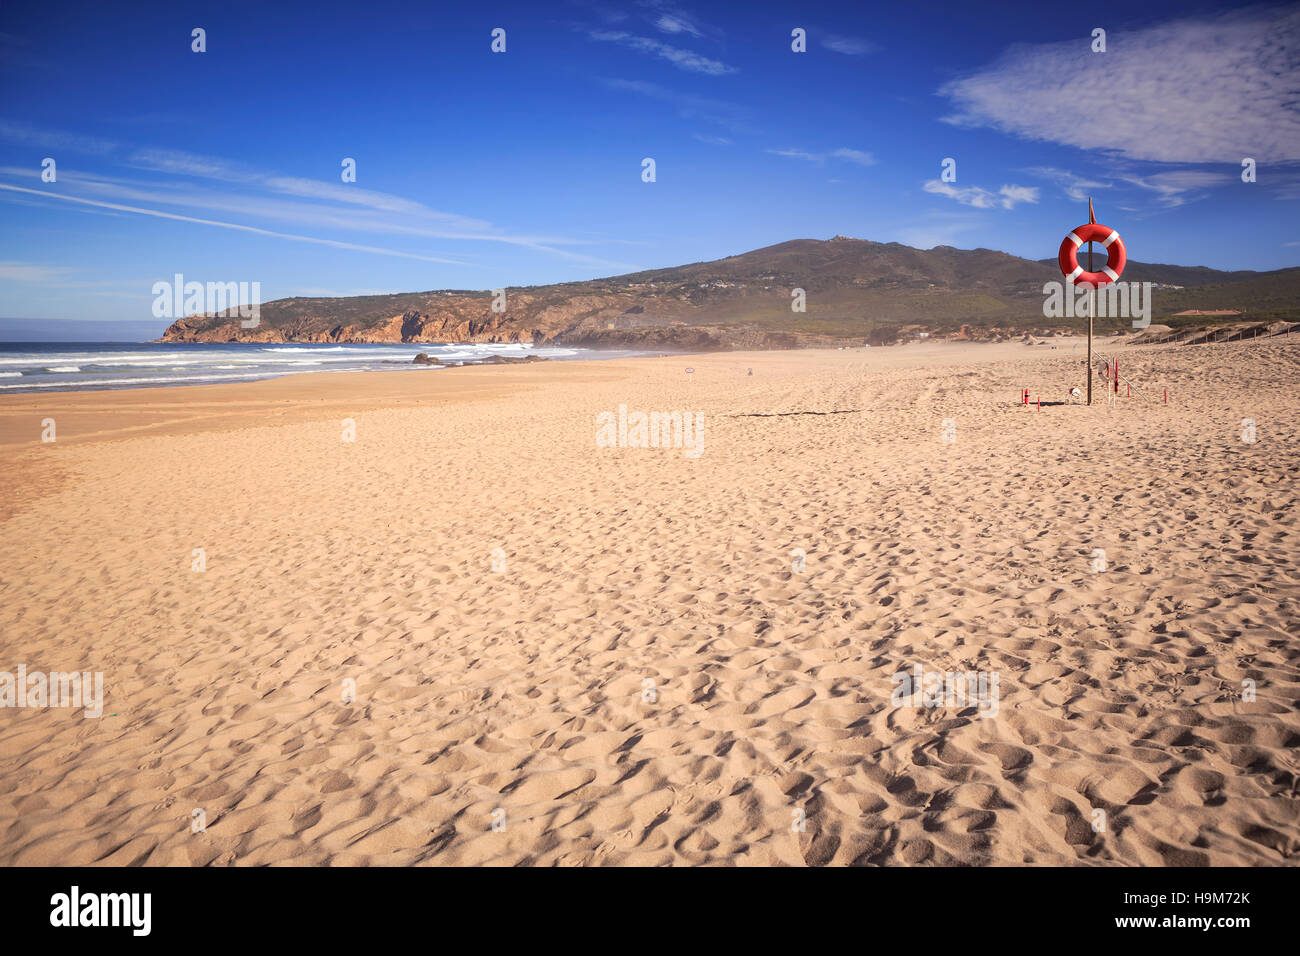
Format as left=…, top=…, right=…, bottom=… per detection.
left=588, top=30, right=736, bottom=75
left=831, top=148, right=876, bottom=167
left=0, top=118, right=118, bottom=156
left=1118, top=170, right=1227, bottom=207
left=0, top=183, right=471, bottom=265
left=262, top=176, right=491, bottom=228
left=1023, top=166, right=1111, bottom=203
left=939, top=6, right=1300, bottom=164
left=822, top=34, right=874, bottom=56
left=655, top=14, right=702, bottom=38
left=766, top=147, right=877, bottom=167
left=126, top=147, right=259, bottom=182
left=601, top=77, right=749, bottom=131
left=693, top=133, right=732, bottom=146
left=0, top=260, right=70, bottom=281
left=923, top=180, right=1039, bottom=209
left=766, top=147, right=822, bottom=163
left=0, top=127, right=640, bottom=270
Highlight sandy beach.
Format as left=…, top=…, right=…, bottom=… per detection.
left=0, top=338, right=1296, bottom=866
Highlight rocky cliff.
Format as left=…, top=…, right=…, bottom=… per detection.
left=159, top=237, right=1300, bottom=349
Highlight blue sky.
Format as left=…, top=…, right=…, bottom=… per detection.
left=1, top=0, right=1297, bottom=325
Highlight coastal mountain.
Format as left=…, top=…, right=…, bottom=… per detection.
left=160, top=237, right=1300, bottom=349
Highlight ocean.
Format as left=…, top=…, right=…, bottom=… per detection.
left=0, top=341, right=616, bottom=393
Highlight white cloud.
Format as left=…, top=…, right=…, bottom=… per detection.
left=923, top=180, right=1039, bottom=209
left=1023, top=166, right=1112, bottom=202
left=589, top=30, right=735, bottom=75
left=830, top=148, right=877, bottom=167
left=0, top=119, right=118, bottom=156
left=767, top=147, right=877, bottom=167
left=601, top=77, right=749, bottom=131
left=1118, top=170, right=1227, bottom=207
left=1, top=131, right=639, bottom=270
left=655, top=14, right=701, bottom=37
left=0, top=184, right=470, bottom=265
left=0, top=260, right=69, bottom=281
left=8, top=134, right=629, bottom=271
left=939, top=6, right=1300, bottom=163
left=127, top=148, right=257, bottom=181
left=998, top=184, right=1040, bottom=206
left=693, top=133, right=732, bottom=145
left=0, top=162, right=642, bottom=271
left=822, top=34, right=874, bottom=56
left=766, top=147, right=822, bottom=163
left=263, top=176, right=491, bottom=229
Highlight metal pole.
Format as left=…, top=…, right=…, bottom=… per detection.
left=1087, top=295, right=1093, bottom=405
left=1081, top=247, right=1092, bottom=408
left=1086, top=215, right=1094, bottom=406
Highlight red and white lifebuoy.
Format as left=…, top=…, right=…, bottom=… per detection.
left=1058, top=223, right=1126, bottom=287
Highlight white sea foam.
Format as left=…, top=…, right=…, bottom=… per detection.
left=262, top=346, right=350, bottom=352
left=0, top=342, right=591, bottom=392
left=0, top=371, right=287, bottom=389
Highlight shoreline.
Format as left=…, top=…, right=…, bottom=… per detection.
left=0, top=340, right=640, bottom=400
left=0, top=340, right=1094, bottom=449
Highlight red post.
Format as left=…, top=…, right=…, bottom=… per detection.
left=1127, top=383, right=1131, bottom=397
left=1037, top=396, right=1040, bottom=412
left=1164, top=388, right=1168, bottom=404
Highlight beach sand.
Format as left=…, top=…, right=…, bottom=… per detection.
left=1, top=338, right=1297, bottom=866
